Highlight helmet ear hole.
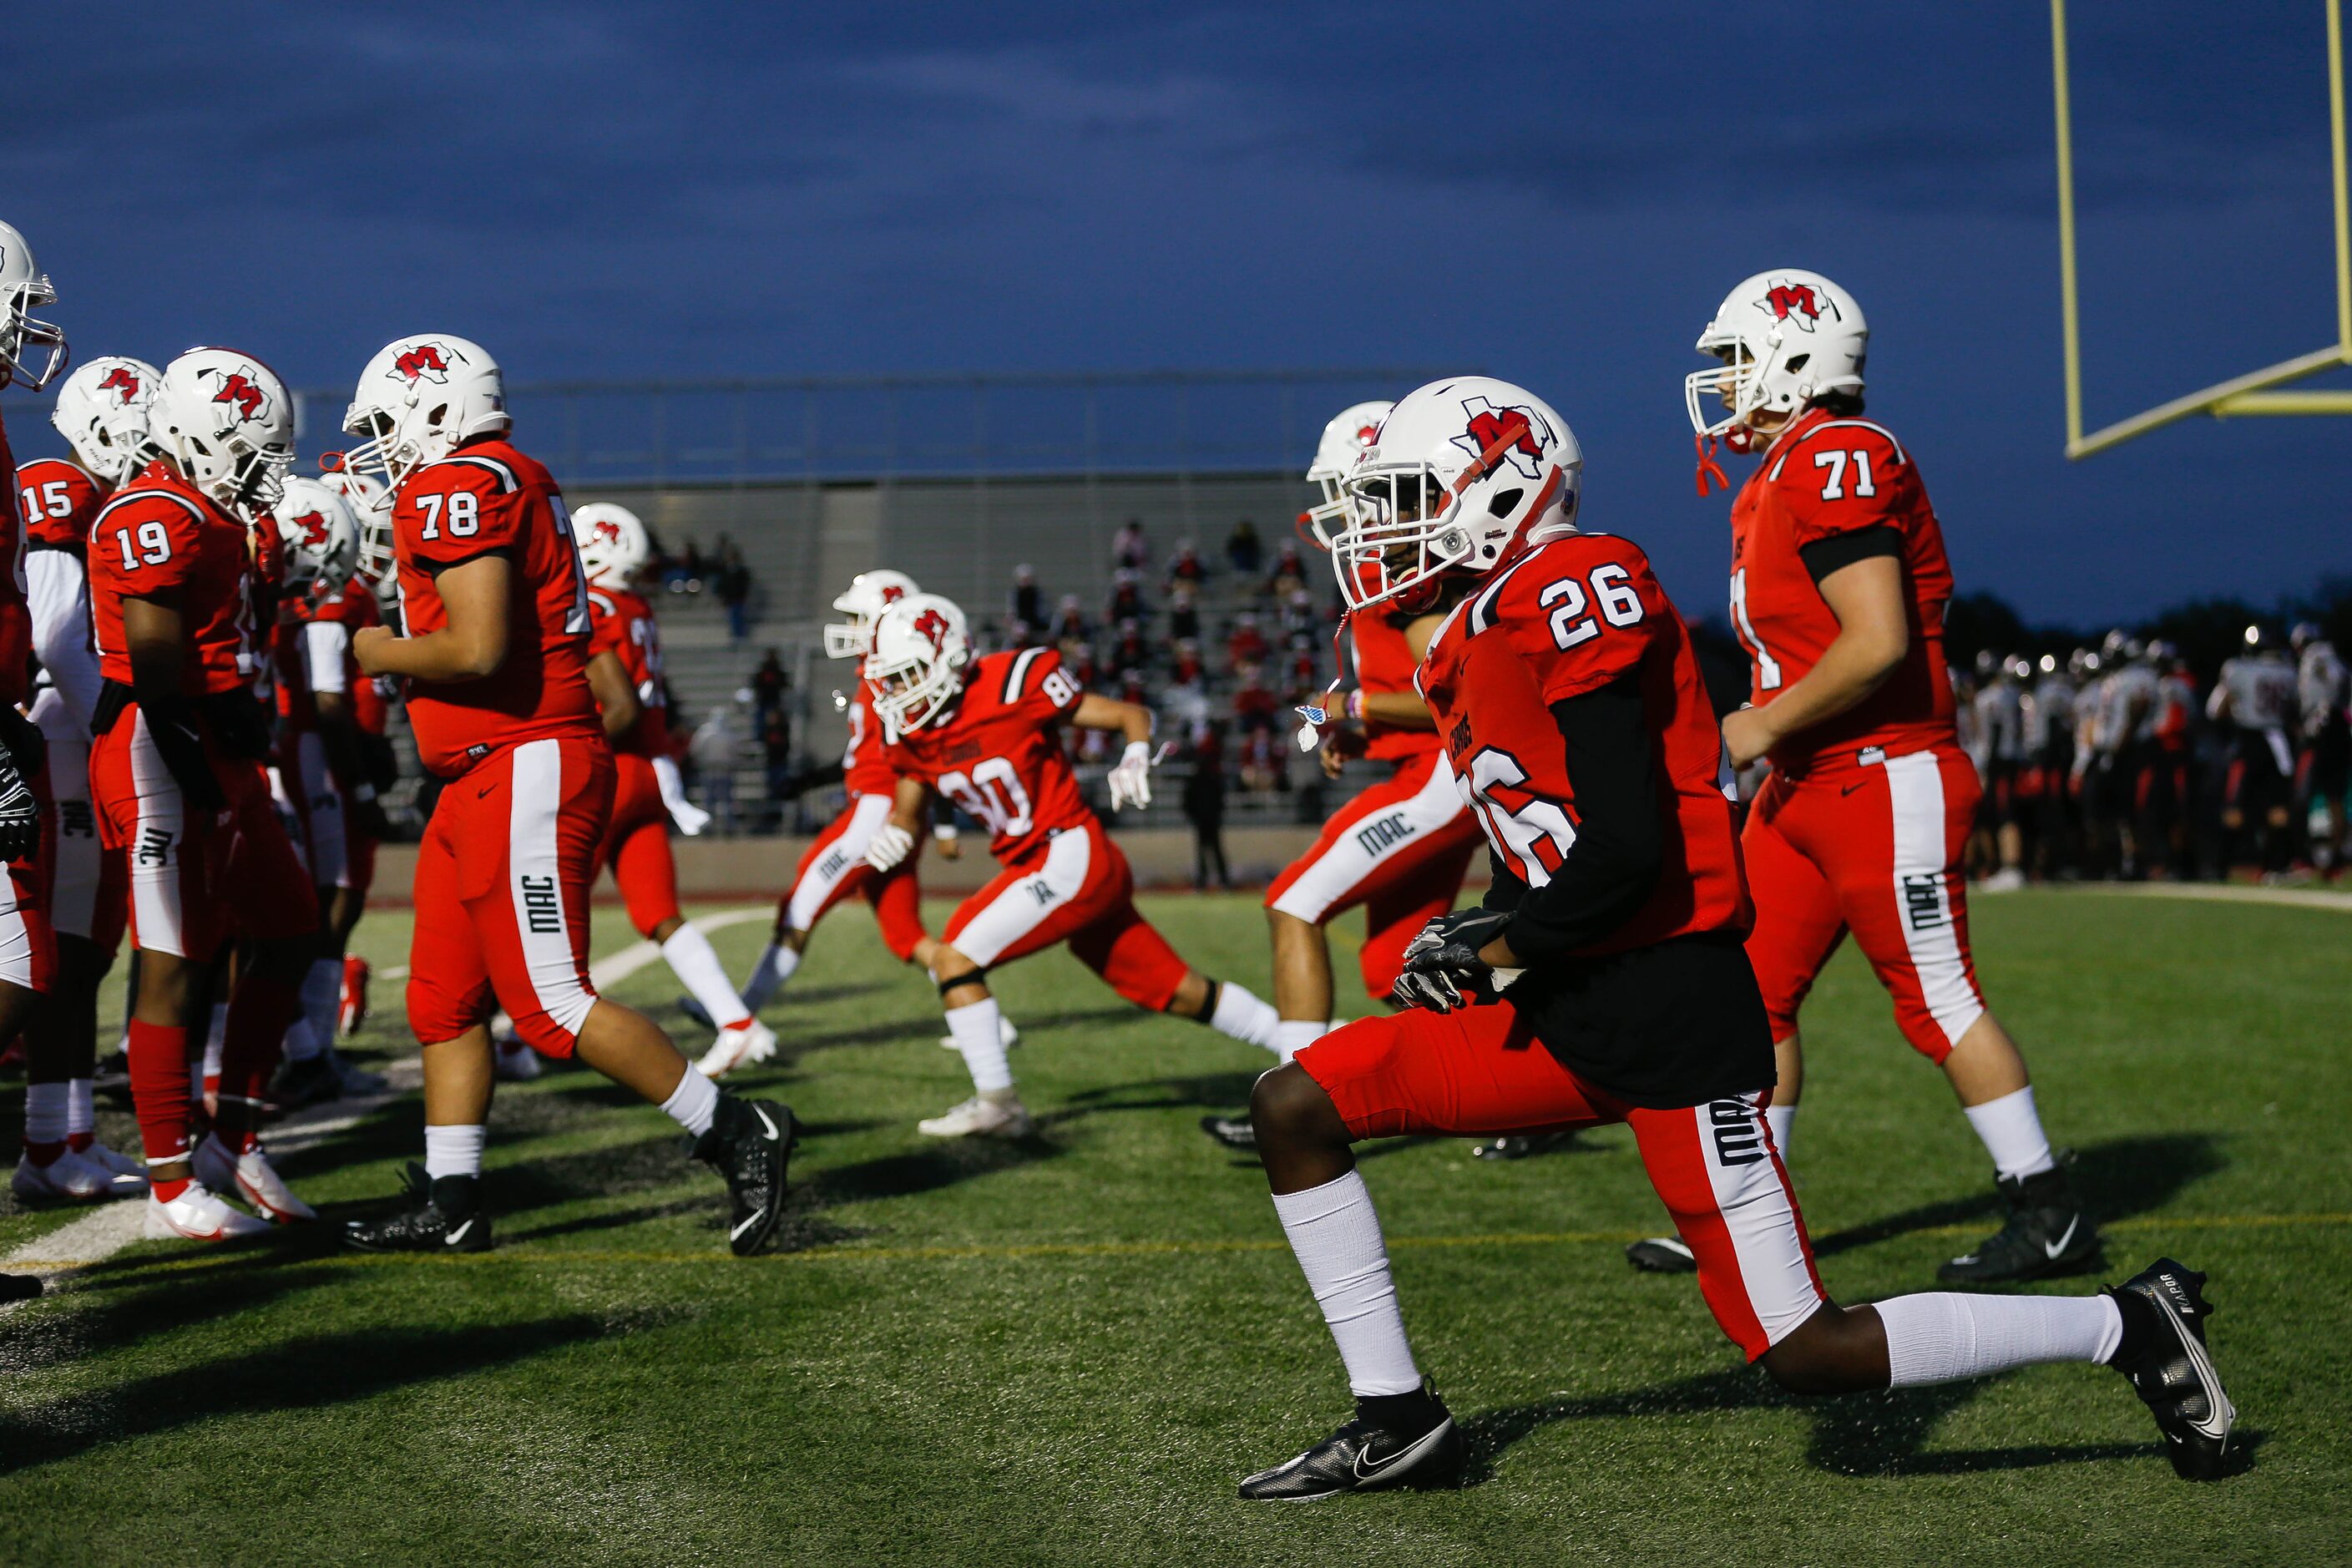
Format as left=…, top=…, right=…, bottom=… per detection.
left=1783, top=353, right=1809, bottom=372
left=1487, top=488, right=1523, bottom=518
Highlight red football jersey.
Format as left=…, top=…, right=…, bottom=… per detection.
left=390, top=438, right=599, bottom=776
left=0, top=411, right=30, bottom=704
left=842, top=675, right=897, bottom=797
left=883, top=645, right=1091, bottom=865
left=319, top=582, right=391, bottom=736
left=1418, top=533, right=1750, bottom=955
left=1353, top=607, right=1439, bottom=761
left=89, top=460, right=260, bottom=695
left=16, top=456, right=104, bottom=551
left=1727, top=408, right=1956, bottom=770
left=586, top=585, right=670, bottom=758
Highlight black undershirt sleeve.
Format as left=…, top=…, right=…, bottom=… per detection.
left=1797, top=524, right=1900, bottom=584
left=1490, top=673, right=1665, bottom=961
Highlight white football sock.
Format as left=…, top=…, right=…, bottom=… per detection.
left=1271, top=1019, right=1328, bottom=1065
left=945, top=996, right=1014, bottom=1094
left=423, top=1123, right=486, bottom=1181
left=67, top=1078, right=94, bottom=1139
left=1767, top=1102, right=1796, bottom=1160
left=282, top=1014, right=326, bottom=1065
left=664, top=926, right=753, bottom=1028
left=1964, top=1085, right=2056, bottom=1181
left=300, top=957, right=341, bottom=1052
left=1272, top=1170, right=1421, bottom=1397
left=658, top=1064, right=721, bottom=1137
left=1207, top=981, right=1281, bottom=1053
left=1875, top=1291, right=2123, bottom=1387
left=23, top=1082, right=66, bottom=1146
left=740, top=942, right=801, bottom=1011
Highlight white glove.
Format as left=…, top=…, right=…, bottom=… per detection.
left=866, top=822, right=914, bottom=873
left=652, top=755, right=711, bottom=837
left=1107, top=741, right=1154, bottom=811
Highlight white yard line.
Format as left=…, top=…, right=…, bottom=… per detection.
left=1979, top=881, right=2352, bottom=913
left=3, top=908, right=769, bottom=1289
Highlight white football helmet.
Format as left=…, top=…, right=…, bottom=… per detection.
left=864, top=593, right=970, bottom=739
left=51, top=356, right=162, bottom=485
left=824, top=569, right=921, bottom=660
left=1301, top=400, right=1393, bottom=548
left=0, top=222, right=66, bottom=391
left=1686, top=270, right=1868, bottom=443
left=1333, top=376, right=1581, bottom=614
left=272, top=478, right=361, bottom=604
left=341, top=334, right=508, bottom=489
left=149, top=347, right=295, bottom=518
left=316, top=455, right=395, bottom=604
left=573, top=503, right=650, bottom=590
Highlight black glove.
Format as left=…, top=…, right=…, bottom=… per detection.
left=144, top=703, right=226, bottom=814
left=0, top=723, right=38, bottom=865
left=1391, top=907, right=1520, bottom=1014
left=0, top=705, right=47, bottom=784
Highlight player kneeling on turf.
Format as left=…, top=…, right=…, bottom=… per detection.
left=1237, top=376, right=2233, bottom=1500
left=862, top=593, right=1283, bottom=1138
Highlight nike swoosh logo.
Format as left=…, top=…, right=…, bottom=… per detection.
left=1841, top=781, right=1867, bottom=797
left=2043, top=1216, right=2080, bottom=1259
left=445, top=1219, right=473, bottom=1246
left=731, top=1207, right=768, bottom=1241
left=1352, top=1420, right=1450, bottom=1481
left=751, top=1105, right=781, bottom=1142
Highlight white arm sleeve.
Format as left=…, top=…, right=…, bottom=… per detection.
left=27, top=549, right=104, bottom=731
left=304, top=620, right=352, bottom=696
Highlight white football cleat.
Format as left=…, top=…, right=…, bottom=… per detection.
left=193, top=1133, right=316, bottom=1224
left=144, top=1181, right=273, bottom=1242
left=493, top=1040, right=543, bottom=1081
left=79, top=1139, right=148, bottom=1181
left=917, top=1094, right=1034, bottom=1140
left=937, top=1015, right=1022, bottom=1051
left=696, top=1018, right=776, bottom=1080
left=13, top=1148, right=144, bottom=1201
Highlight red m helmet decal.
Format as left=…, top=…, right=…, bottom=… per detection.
left=212, top=372, right=265, bottom=419
left=912, top=608, right=952, bottom=650
left=1764, top=284, right=1823, bottom=324
left=591, top=518, right=622, bottom=546
left=1466, top=408, right=1540, bottom=463
left=880, top=584, right=907, bottom=605
left=291, top=509, right=331, bottom=548
left=392, top=343, right=452, bottom=383
left=97, top=367, right=142, bottom=404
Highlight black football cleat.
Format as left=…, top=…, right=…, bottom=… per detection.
left=1200, top=1111, right=1257, bottom=1151
left=1471, top=1130, right=1581, bottom=1161
left=2108, top=1257, right=2236, bottom=1480
left=1939, top=1164, right=2101, bottom=1284
left=1626, top=1235, right=1698, bottom=1273
left=342, top=1165, right=493, bottom=1253
left=695, top=1095, right=795, bottom=1257
left=268, top=1054, right=344, bottom=1111
left=0, top=1272, right=43, bottom=1302
left=1239, top=1385, right=1463, bottom=1501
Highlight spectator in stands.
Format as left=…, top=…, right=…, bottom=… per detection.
left=1166, top=538, right=1206, bottom=592
left=1009, top=564, right=1043, bottom=630
left=1052, top=593, right=1090, bottom=645
left=751, top=649, right=789, bottom=724
left=1232, top=661, right=1278, bottom=739
left=1269, top=539, right=1307, bottom=599
left=1183, top=722, right=1232, bottom=889
left=1113, top=518, right=1149, bottom=572
left=1110, top=618, right=1151, bottom=676
left=1227, top=518, right=1263, bottom=575
left=759, top=704, right=793, bottom=834
left=1285, top=642, right=1320, bottom=701
left=1107, top=568, right=1146, bottom=627
left=1278, top=586, right=1318, bottom=644
left=691, top=695, right=747, bottom=835
left=1164, top=644, right=1211, bottom=735
left=673, top=539, right=709, bottom=594
left=1227, top=612, right=1271, bottom=672
left=1168, top=583, right=1201, bottom=644
left=714, top=541, right=753, bottom=643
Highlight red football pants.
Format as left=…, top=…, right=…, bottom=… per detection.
left=944, top=824, right=1188, bottom=1010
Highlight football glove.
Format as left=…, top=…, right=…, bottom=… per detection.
left=1391, top=907, right=1523, bottom=1014
left=144, top=704, right=226, bottom=814
left=865, top=822, right=914, bottom=873
left=1107, top=741, right=1154, bottom=811
left=0, top=718, right=38, bottom=865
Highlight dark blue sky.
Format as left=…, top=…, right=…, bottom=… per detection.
left=8, top=2, right=2348, bottom=624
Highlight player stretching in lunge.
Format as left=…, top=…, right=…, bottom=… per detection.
left=862, top=593, right=1282, bottom=1137
left=568, top=502, right=777, bottom=1077
left=1643, top=271, right=2097, bottom=1283
left=1199, top=402, right=1483, bottom=1153
left=335, top=335, right=792, bottom=1257
left=1236, top=376, right=2233, bottom=1499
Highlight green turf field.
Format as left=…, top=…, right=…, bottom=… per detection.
left=0, top=889, right=2344, bottom=1564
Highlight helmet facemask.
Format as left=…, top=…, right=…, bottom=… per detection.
left=0, top=276, right=67, bottom=392
left=865, top=643, right=964, bottom=740
left=1334, top=411, right=1565, bottom=615
left=823, top=615, right=878, bottom=660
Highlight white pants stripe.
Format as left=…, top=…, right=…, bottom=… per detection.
left=506, top=739, right=596, bottom=1037
left=292, top=730, right=349, bottom=888
left=786, top=792, right=893, bottom=932
left=1882, top=751, right=1985, bottom=1047
left=1697, top=1091, right=1825, bottom=1348
left=123, top=710, right=191, bottom=959
left=1269, top=751, right=1470, bottom=923
left=949, top=827, right=1093, bottom=968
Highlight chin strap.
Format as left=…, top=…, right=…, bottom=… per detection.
left=1694, top=434, right=1732, bottom=498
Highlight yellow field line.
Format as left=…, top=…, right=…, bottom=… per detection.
left=13, top=1211, right=2345, bottom=1275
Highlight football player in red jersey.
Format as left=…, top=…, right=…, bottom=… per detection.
left=10, top=357, right=159, bottom=1201
left=726, top=570, right=988, bottom=1063
left=336, top=335, right=792, bottom=1257
left=88, top=348, right=325, bottom=1240
left=1201, top=402, right=1484, bottom=1152
left=862, top=592, right=1282, bottom=1138
left=316, top=458, right=399, bottom=1039
left=1677, top=271, right=2095, bottom=1284
left=1234, top=377, right=2232, bottom=1499
left=569, top=502, right=778, bottom=1076
left=0, top=226, right=60, bottom=1029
